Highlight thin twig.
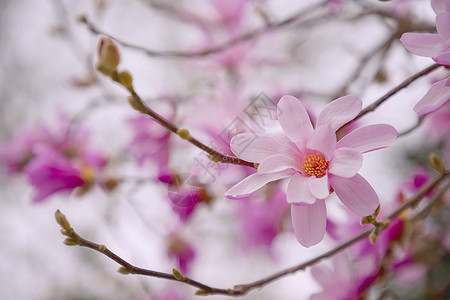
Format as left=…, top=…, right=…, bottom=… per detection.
left=125, top=88, right=255, bottom=168
left=80, top=1, right=327, bottom=59
left=55, top=171, right=449, bottom=297
left=337, top=63, right=442, bottom=135
left=397, top=115, right=426, bottom=137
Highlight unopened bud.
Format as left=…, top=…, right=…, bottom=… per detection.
left=55, top=210, right=71, bottom=232
left=177, top=128, right=191, bottom=140
left=360, top=205, right=380, bottom=225
left=95, top=35, right=120, bottom=76
left=207, top=154, right=220, bottom=163
left=118, top=70, right=133, bottom=90
left=195, top=289, right=209, bottom=296
left=127, top=96, right=147, bottom=114
left=172, top=268, right=185, bottom=281
left=118, top=266, right=131, bottom=275
left=429, top=152, right=445, bottom=173
left=369, top=231, right=378, bottom=244
left=63, top=238, right=79, bottom=246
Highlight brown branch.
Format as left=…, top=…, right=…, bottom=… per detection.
left=125, top=87, right=256, bottom=168
left=397, top=115, right=426, bottom=137
left=79, top=1, right=327, bottom=59
left=55, top=170, right=449, bottom=297
left=337, top=63, right=442, bottom=135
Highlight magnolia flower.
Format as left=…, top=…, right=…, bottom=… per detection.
left=400, top=0, right=450, bottom=114
left=225, top=95, right=398, bottom=247
left=24, top=147, right=85, bottom=203
left=310, top=253, right=380, bottom=300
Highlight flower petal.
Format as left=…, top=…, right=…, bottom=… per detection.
left=308, top=175, right=330, bottom=199
left=306, top=124, right=336, bottom=159
left=287, top=173, right=316, bottom=204
left=435, top=51, right=450, bottom=66
left=414, top=78, right=450, bottom=114
left=230, top=133, right=298, bottom=162
left=225, top=170, right=293, bottom=199
left=291, top=200, right=327, bottom=247
left=336, top=124, right=398, bottom=153
left=436, top=12, right=450, bottom=41
left=400, top=33, right=447, bottom=58
left=431, top=0, right=448, bottom=14
left=258, top=154, right=299, bottom=174
left=316, top=95, right=362, bottom=132
left=329, top=174, right=379, bottom=216
left=277, top=95, right=313, bottom=145
left=328, top=148, right=363, bottom=178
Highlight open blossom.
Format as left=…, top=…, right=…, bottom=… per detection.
left=24, top=147, right=85, bottom=203
left=225, top=95, right=398, bottom=247
left=400, top=0, right=450, bottom=114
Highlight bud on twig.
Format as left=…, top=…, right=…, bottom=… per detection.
left=172, top=268, right=186, bottom=281
left=118, top=70, right=133, bottom=91
left=429, top=152, right=445, bottom=173
left=55, top=210, right=71, bottom=232
left=177, top=128, right=191, bottom=140
left=118, top=266, right=131, bottom=275
left=95, top=35, right=120, bottom=76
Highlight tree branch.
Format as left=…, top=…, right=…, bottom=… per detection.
left=79, top=1, right=327, bottom=59
left=55, top=170, right=449, bottom=296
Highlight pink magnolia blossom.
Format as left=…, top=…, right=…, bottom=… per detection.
left=236, top=187, right=288, bottom=253
left=128, top=115, right=171, bottom=173
left=310, top=253, right=381, bottom=300
left=400, top=0, right=450, bottom=114
left=225, top=95, right=398, bottom=247
left=400, top=0, right=450, bottom=66
left=24, top=147, right=85, bottom=203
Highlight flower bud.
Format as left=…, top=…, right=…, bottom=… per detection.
left=118, top=70, right=133, bottom=91
left=55, top=210, right=71, bottom=232
left=429, top=152, right=445, bottom=173
left=177, top=128, right=191, bottom=140
left=95, top=35, right=120, bottom=76
left=172, top=268, right=185, bottom=281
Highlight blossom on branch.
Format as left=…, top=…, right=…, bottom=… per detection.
left=400, top=0, right=450, bottom=114
left=24, top=147, right=85, bottom=203
left=225, top=95, right=398, bottom=247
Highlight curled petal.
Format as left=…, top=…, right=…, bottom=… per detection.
left=287, top=173, right=316, bottom=204
left=258, top=154, right=299, bottom=174
left=316, top=95, right=362, bottom=132
left=308, top=175, right=330, bottom=199
left=400, top=33, right=447, bottom=58
left=291, top=200, right=327, bottom=247
left=329, top=148, right=363, bottom=178
left=414, top=78, right=450, bottom=114
left=277, top=95, right=313, bottom=145
left=306, top=124, right=336, bottom=159
left=329, top=174, right=379, bottom=216
left=225, top=170, right=293, bottom=199
left=336, top=124, right=398, bottom=153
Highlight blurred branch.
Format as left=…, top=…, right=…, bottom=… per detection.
left=79, top=1, right=327, bottom=59
left=55, top=170, right=449, bottom=296
left=397, top=115, right=426, bottom=137
left=338, top=63, right=442, bottom=135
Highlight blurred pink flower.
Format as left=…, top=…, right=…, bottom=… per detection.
left=310, top=253, right=381, bottom=300
left=128, top=115, right=171, bottom=173
left=166, top=233, right=196, bottom=275
left=225, top=95, right=398, bottom=247
left=400, top=0, right=450, bottom=114
left=0, top=126, right=53, bottom=174
left=236, top=187, right=288, bottom=253
left=24, top=147, right=85, bottom=203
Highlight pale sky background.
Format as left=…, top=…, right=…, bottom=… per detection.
left=0, top=0, right=441, bottom=299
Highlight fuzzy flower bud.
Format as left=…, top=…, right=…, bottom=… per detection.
left=95, top=35, right=120, bottom=76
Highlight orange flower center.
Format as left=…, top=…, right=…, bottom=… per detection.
left=302, top=154, right=328, bottom=178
